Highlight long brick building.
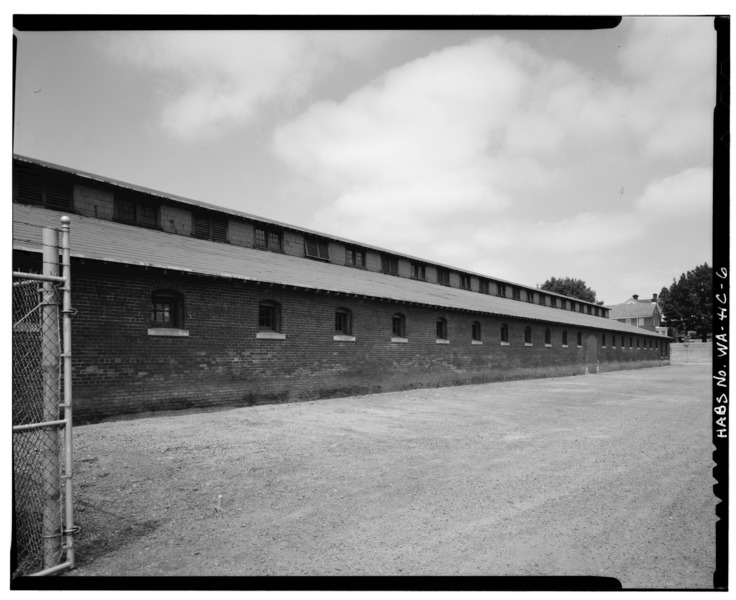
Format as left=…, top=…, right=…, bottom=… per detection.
left=12, top=155, right=670, bottom=423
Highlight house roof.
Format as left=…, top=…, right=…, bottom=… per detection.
left=13, top=204, right=662, bottom=338
left=12, top=154, right=595, bottom=307
left=606, top=301, right=659, bottom=319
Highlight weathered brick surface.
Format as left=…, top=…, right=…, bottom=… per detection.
left=283, top=231, right=304, bottom=257
left=13, top=253, right=670, bottom=424
left=228, top=219, right=254, bottom=247
left=160, top=205, right=192, bottom=236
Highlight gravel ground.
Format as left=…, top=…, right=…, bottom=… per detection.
left=63, top=363, right=715, bottom=588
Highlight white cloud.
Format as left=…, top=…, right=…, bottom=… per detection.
left=635, top=167, right=712, bottom=218
left=105, top=31, right=390, bottom=140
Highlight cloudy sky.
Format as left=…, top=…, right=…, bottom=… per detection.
left=12, top=17, right=716, bottom=304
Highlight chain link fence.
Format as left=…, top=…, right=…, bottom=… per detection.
left=12, top=219, right=75, bottom=578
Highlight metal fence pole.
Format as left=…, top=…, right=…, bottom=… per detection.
left=41, top=227, right=61, bottom=569
left=60, top=216, right=75, bottom=568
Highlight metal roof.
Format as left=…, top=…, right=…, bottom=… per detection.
left=607, top=302, right=659, bottom=320
left=13, top=204, right=663, bottom=338
left=12, top=153, right=599, bottom=307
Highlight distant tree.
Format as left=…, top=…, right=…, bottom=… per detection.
left=539, top=277, right=598, bottom=303
left=658, top=263, right=712, bottom=341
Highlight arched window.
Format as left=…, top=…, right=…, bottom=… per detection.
left=500, top=323, right=509, bottom=343
left=562, top=330, right=568, bottom=346
left=577, top=332, right=582, bottom=346
left=151, top=289, right=184, bottom=328
left=472, top=321, right=482, bottom=341
left=392, top=313, right=406, bottom=338
left=524, top=326, right=532, bottom=344
left=436, top=317, right=448, bottom=340
left=545, top=328, right=551, bottom=345
left=335, top=308, right=352, bottom=335
left=258, top=300, right=281, bottom=332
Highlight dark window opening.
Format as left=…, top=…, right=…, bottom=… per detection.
left=602, top=334, right=606, bottom=347
left=382, top=256, right=399, bottom=276
left=501, top=324, right=509, bottom=343
left=436, top=318, right=448, bottom=340
left=259, top=300, right=281, bottom=332
left=14, top=165, right=73, bottom=210
left=497, top=283, right=507, bottom=297
left=346, top=248, right=365, bottom=268
left=305, top=237, right=330, bottom=260
left=255, top=226, right=282, bottom=251
left=392, top=313, right=406, bottom=338
left=545, top=329, right=551, bottom=345
left=562, top=330, right=568, bottom=345
left=116, top=195, right=159, bottom=228
left=151, top=290, right=184, bottom=328
left=335, top=308, right=352, bottom=335
left=193, top=213, right=227, bottom=242
left=437, top=268, right=450, bottom=286
left=512, top=287, right=521, bottom=300
left=461, top=275, right=471, bottom=290
left=479, top=280, right=490, bottom=294
left=550, top=297, right=557, bottom=308
left=472, top=321, right=482, bottom=341
left=411, top=263, right=426, bottom=280
left=527, top=291, right=534, bottom=303
left=525, top=327, right=532, bottom=344
left=577, top=332, right=583, bottom=346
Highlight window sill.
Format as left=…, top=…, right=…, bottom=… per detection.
left=471, top=340, right=483, bottom=345
left=500, top=341, right=510, bottom=346
left=391, top=337, right=408, bottom=343
left=333, top=334, right=356, bottom=342
left=525, top=343, right=533, bottom=347
left=562, top=344, right=568, bottom=348
left=148, top=328, right=189, bottom=337
left=545, top=343, right=552, bottom=348
left=436, top=339, right=449, bottom=344
left=577, top=345, right=583, bottom=348
left=257, top=331, right=286, bottom=340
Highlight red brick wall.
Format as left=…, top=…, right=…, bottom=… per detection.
left=13, top=252, right=669, bottom=423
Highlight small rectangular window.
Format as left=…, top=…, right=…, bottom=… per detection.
left=14, top=164, right=73, bottom=210
left=512, top=287, right=521, bottom=300
left=472, top=321, right=482, bottom=341
left=255, top=226, right=282, bottom=251
left=193, top=213, right=227, bottom=242
left=335, top=309, right=352, bottom=335
left=346, top=248, right=366, bottom=268
left=538, top=294, right=545, bottom=306
left=460, top=275, right=471, bottom=290
left=382, top=256, right=399, bottom=276
left=305, top=237, right=330, bottom=260
left=437, top=269, right=450, bottom=286
left=527, top=291, right=534, bottom=303
left=550, top=297, right=557, bottom=308
left=497, top=283, right=506, bottom=297
left=392, top=314, right=406, bottom=338
left=411, top=263, right=426, bottom=280
left=479, top=280, right=490, bottom=294
left=436, top=318, right=448, bottom=340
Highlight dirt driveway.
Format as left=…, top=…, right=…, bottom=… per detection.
left=64, top=363, right=715, bottom=588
